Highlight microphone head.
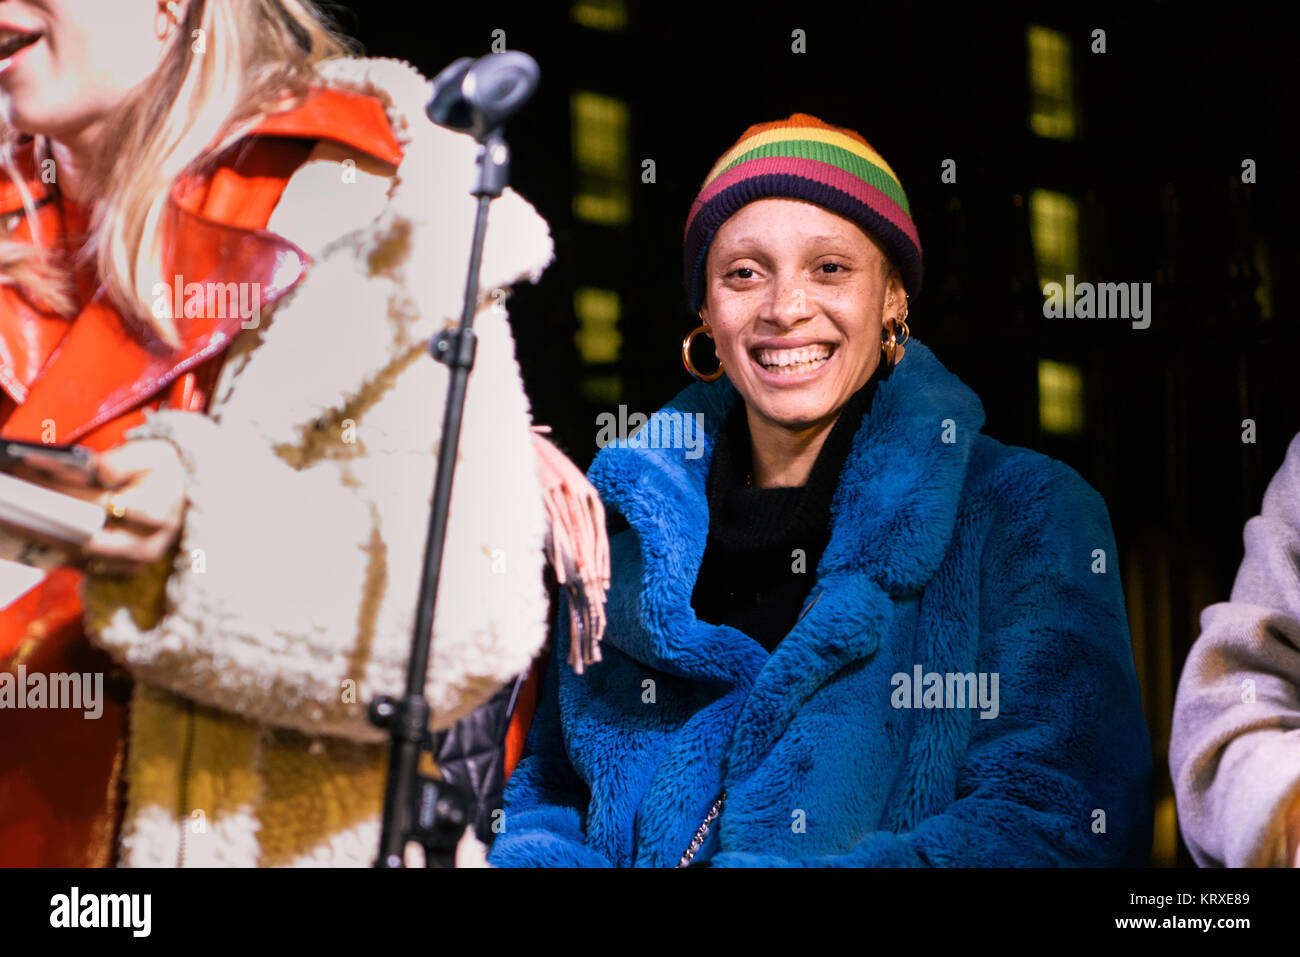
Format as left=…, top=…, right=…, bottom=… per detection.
left=426, top=57, right=475, bottom=129
left=426, top=52, right=540, bottom=141
left=463, top=52, right=540, bottom=132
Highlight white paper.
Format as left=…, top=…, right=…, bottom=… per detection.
left=0, top=474, right=103, bottom=609
left=0, top=557, right=47, bottom=609
left=0, top=471, right=105, bottom=545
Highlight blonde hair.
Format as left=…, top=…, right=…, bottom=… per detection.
left=0, top=0, right=353, bottom=345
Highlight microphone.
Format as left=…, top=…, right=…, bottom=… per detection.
left=426, top=52, right=540, bottom=143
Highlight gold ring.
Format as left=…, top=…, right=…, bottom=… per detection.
left=107, top=496, right=128, bottom=522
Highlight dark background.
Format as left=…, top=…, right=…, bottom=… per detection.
left=330, top=0, right=1300, bottom=866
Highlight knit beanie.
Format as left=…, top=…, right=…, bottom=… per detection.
left=682, top=113, right=922, bottom=314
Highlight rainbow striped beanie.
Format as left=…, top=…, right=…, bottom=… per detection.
left=683, top=113, right=922, bottom=314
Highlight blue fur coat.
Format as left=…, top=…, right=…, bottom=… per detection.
left=489, top=341, right=1153, bottom=867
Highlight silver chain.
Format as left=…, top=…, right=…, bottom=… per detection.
left=676, top=791, right=726, bottom=867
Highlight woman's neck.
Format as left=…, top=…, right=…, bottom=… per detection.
left=746, top=409, right=840, bottom=489
left=46, top=128, right=101, bottom=204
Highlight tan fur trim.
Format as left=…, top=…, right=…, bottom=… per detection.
left=256, top=727, right=386, bottom=867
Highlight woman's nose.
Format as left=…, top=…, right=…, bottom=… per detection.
left=760, top=275, right=813, bottom=328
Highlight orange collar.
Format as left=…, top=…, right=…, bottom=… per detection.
left=0, top=87, right=402, bottom=218
left=0, top=86, right=404, bottom=443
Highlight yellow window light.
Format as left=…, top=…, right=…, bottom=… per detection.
left=1030, top=188, right=1079, bottom=290
left=580, top=374, right=623, bottom=405
left=1038, top=359, right=1085, bottom=436
left=574, top=286, right=622, bottom=364
left=572, top=91, right=630, bottom=226
left=571, top=0, right=627, bottom=31
left=1027, top=25, right=1076, bottom=141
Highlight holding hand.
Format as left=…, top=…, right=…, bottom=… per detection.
left=81, top=440, right=188, bottom=575
left=12, top=439, right=188, bottom=577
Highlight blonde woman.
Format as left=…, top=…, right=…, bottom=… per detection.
left=0, top=0, right=600, bottom=866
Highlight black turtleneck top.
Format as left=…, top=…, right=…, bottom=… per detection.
left=690, top=373, right=879, bottom=652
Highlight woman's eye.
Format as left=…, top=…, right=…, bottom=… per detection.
left=819, top=262, right=845, bottom=274
left=728, top=267, right=755, bottom=279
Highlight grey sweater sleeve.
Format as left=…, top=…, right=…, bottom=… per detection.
left=1170, top=433, right=1300, bottom=866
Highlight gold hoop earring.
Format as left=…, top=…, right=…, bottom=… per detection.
left=682, top=324, right=724, bottom=382
left=155, top=1, right=181, bottom=40
left=881, top=313, right=910, bottom=372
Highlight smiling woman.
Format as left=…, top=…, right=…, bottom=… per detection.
left=0, top=0, right=601, bottom=868
left=700, top=197, right=907, bottom=487
left=490, top=113, right=1156, bottom=868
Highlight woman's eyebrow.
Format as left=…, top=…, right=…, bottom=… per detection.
left=719, top=234, right=857, bottom=253
left=714, top=236, right=766, bottom=255
left=801, top=236, right=867, bottom=255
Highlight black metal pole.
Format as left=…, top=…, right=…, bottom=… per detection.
left=371, top=131, right=511, bottom=868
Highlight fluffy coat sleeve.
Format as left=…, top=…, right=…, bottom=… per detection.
left=1169, top=433, right=1300, bottom=867
left=82, top=69, right=555, bottom=742
left=84, top=306, right=547, bottom=743
left=486, top=609, right=614, bottom=867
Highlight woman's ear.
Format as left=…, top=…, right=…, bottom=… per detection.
left=883, top=262, right=907, bottom=315
left=882, top=261, right=908, bottom=363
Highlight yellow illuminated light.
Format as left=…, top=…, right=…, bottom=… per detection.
left=1038, top=359, right=1084, bottom=436
left=1027, top=25, right=1076, bottom=141
left=574, top=286, right=622, bottom=364
left=580, top=374, right=622, bottom=405
left=572, top=91, right=630, bottom=225
left=571, top=0, right=627, bottom=31
left=1030, top=188, right=1079, bottom=290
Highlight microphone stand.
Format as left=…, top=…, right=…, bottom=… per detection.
left=369, top=126, right=514, bottom=869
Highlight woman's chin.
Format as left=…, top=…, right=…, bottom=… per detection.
left=0, top=100, right=62, bottom=138
left=745, top=393, right=839, bottom=433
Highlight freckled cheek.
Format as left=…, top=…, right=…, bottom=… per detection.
left=704, top=299, right=754, bottom=353
left=823, top=288, right=882, bottom=331
left=706, top=284, right=758, bottom=313
left=806, top=288, right=867, bottom=319
left=710, top=329, right=749, bottom=369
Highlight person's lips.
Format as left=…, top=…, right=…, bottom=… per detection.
left=0, top=27, right=42, bottom=66
left=749, top=339, right=837, bottom=377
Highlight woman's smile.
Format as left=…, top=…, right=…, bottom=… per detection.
left=749, top=338, right=838, bottom=386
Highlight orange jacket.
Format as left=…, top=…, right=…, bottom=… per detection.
left=0, top=87, right=407, bottom=866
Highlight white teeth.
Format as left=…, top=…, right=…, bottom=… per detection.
left=755, top=344, right=832, bottom=371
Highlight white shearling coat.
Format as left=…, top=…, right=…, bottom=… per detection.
left=82, top=57, right=553, bottom=866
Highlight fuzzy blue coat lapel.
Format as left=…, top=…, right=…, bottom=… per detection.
left=591, top=341, right=983, bottom=766
left=490, top=340, right=1154, bottom=867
